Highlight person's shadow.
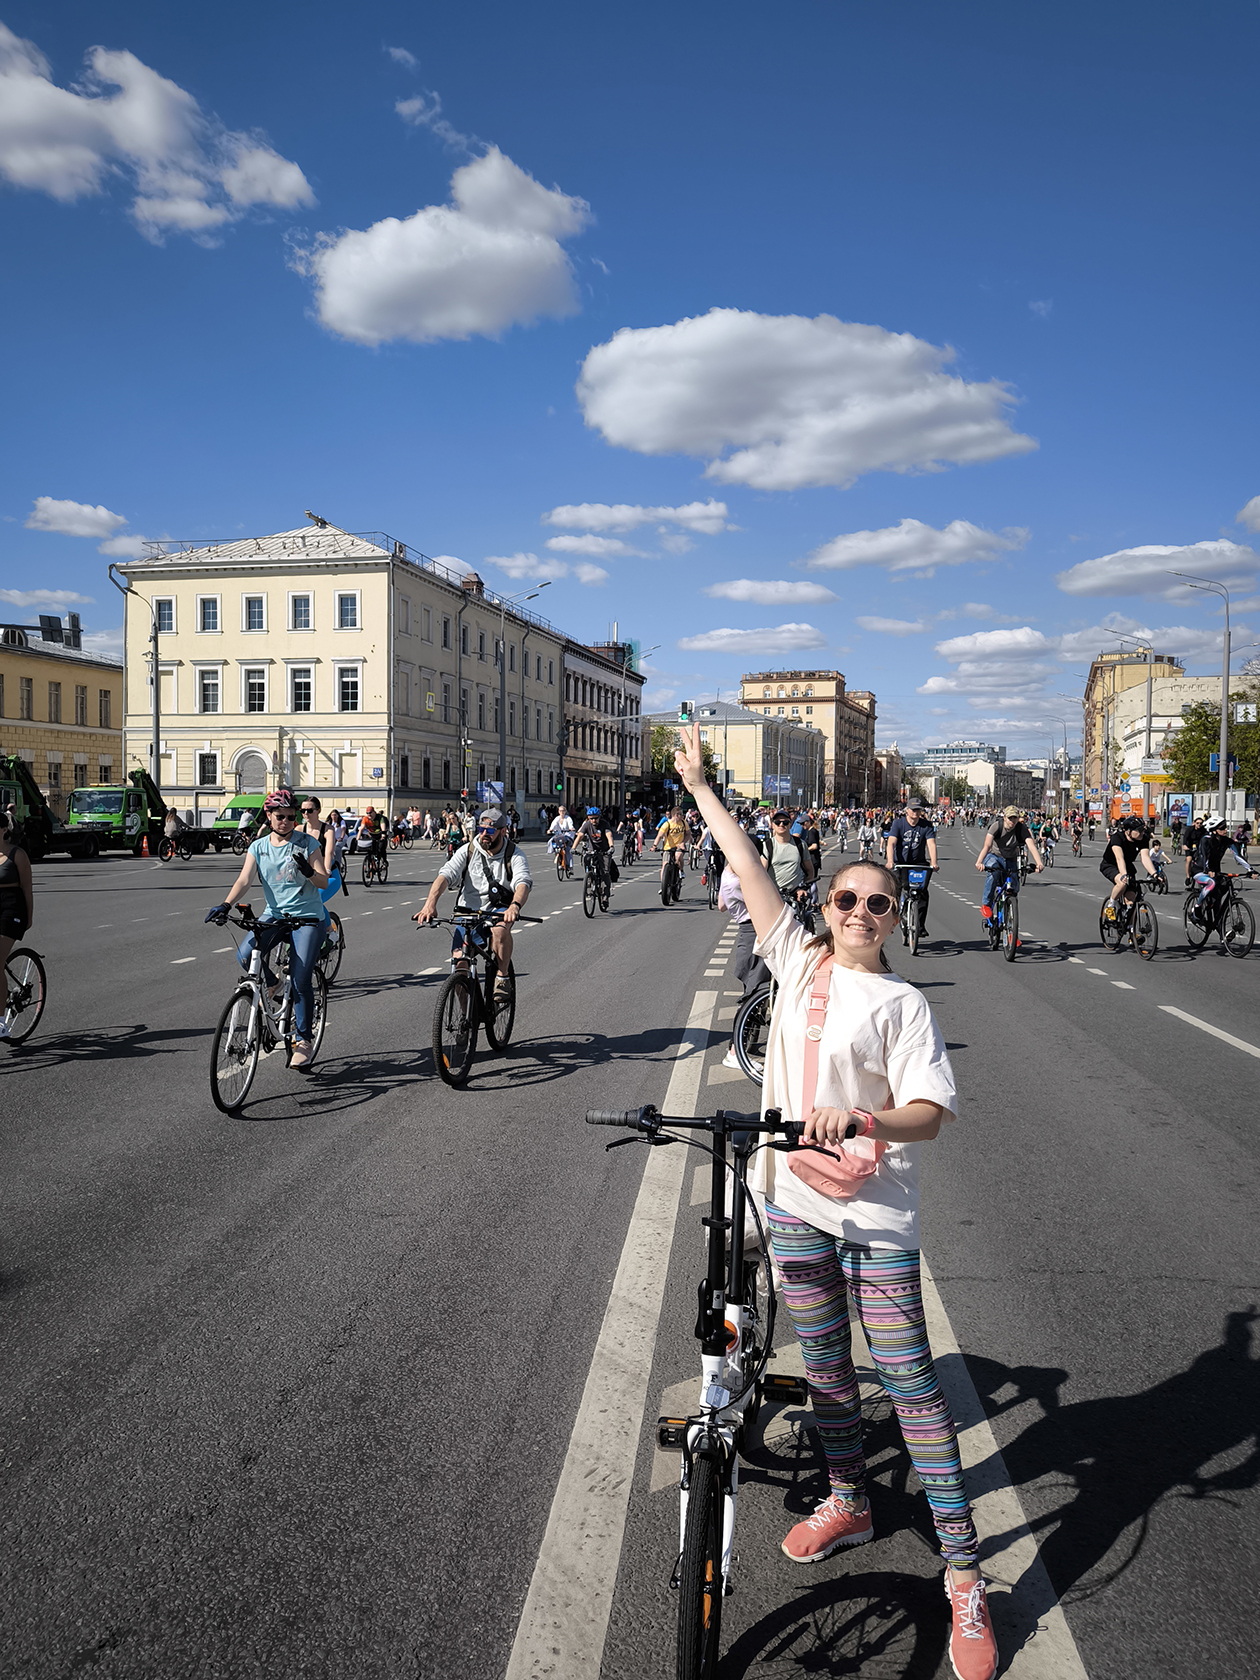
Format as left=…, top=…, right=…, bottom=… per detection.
left=968, top=1306, right=1260, bottom=1603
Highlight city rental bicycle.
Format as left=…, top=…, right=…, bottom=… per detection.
left=580, top=848, right=612, bottom=917
left=1184, top=871, right=1255, bottom=957
left=894, top=862, right=935, bottom=957
left=3, top=946, right=46, bottom=1045
left=586, top=1103, right=819, bottom=1680
left=985, top=869, right=1021, bottom=961
left=425, top=909, right=540, bottom=1086
left=1100, top=875, right=1158, bottom=960
left=206, top=907, right=328, bottom=1112
left=554, top=841, right=574, bottom=881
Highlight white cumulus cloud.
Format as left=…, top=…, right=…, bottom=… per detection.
left=856, top=615, right=929, bottom=635
left=486, top=551, right=606, bottom=586
left=98, top=534, right=151, bottom=558
left=296, top=147, right=590, bottom=346
left=0, top=23, right=313, bottom=240
left=704, top=579, right=837, bottom=605
left=804, top=518, right=1028, bottom=576
left=1055, top=538, right=1257, bottom=599
left=542, top=499, right=732, bottom=535
left=26, top=496, right=126, bottom=538
left=544, top=533, right=646, bottom=558
left=576, top=307, right=1036, bottom=491
left=1235, top=496, right=1260, bottom=533
left=0, top=587, right=94, bottom=608
left=386, top=46, right=418, bottom=69
left=677, top=623, right=827, bottom=656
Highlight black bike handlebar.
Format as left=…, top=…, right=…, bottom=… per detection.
left=585, top=1102, right=808, bottom=1140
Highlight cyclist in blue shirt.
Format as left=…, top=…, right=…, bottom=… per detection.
left=885, top=797, right=939, bottom=937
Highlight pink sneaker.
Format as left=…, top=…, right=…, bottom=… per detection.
left=944, top=1574, right=998, bottom=1680
left=780, top=1493, right=873, bottom=1563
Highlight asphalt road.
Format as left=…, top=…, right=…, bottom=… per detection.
left=2, top=831, right=1258, bottom=1680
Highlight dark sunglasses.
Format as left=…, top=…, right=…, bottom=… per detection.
left=478, top=827, right=504, bottom=840
left=300, top=804, right=318, bottom=812
left=832, top=888, right=895, bottom=917
left=272, top=811, right=297, bottom=821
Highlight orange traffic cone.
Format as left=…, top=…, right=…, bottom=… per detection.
left=141, top=834, right=150, bottom=857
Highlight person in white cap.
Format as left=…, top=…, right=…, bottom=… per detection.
left=412, top=808, right=532, bottom=996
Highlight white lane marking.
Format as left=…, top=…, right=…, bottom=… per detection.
left=506, top=989, right=719, bottom=1680
left=97, top=924, right=112, bottom=928
left=400, top=901, right=412, bottom=905
left=1086, top=967, right=1107, bottom=975
left=171, top=957, right=196, bottom=965
left=1068, top=957, right=1085, bottom=965
left=360, top=910, right=374, bottom=915
left=1159, top=1005, right=1260, bottom=1061
left=213, top=946, right=233, bottom=954
left=1112, top=981, right=1135, bottom=989
left=921, top=1256, right=1090, bottom=1678
left=703, top=970, right=724, bottom=977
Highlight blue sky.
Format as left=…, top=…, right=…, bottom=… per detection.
left=3, top=0, right=1258, bottom=757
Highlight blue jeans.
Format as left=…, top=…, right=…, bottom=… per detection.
left=238, top=919, right=325, bottom=1038
left=982, top=854, right=1019, bottom=908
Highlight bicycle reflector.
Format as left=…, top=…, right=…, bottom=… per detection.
left=657, top=1417, right=689, bottom=1449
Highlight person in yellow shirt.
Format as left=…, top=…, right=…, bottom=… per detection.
left=652, top=806, right=689, bottom=885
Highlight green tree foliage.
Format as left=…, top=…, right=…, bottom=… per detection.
left=940, top=774, right=973, bottom=804
left=1161, top=683, right=1260, bottom=793
left=651, top=723, right=716, bottom=781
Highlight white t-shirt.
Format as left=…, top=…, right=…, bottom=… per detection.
left=439, top=840, right=532, bottom=912
left=747, top=907, right=957, bottom=1248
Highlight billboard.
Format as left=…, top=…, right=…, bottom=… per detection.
left=763, top=774, right=792, bottom=796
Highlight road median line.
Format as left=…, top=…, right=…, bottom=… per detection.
left=1159, top=1004, right=1260, bottom=1060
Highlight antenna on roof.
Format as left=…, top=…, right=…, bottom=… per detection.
left=304, top=510, right=329, bottom=528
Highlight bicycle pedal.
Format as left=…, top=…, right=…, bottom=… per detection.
left=758, top=1373, right=808, bottom=1404
left=657, top=1416, right=689, bottom=1449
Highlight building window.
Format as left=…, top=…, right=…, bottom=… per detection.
left=535, top=706, right=542, bottom=741
left=291, top=668, right=312, bottom=712
left=522, top=703, right=529, bottom=740
left=805, top=686, right=813, bottom=697
left=478, top=630, right=486, bottom=661
left=509, top=700, right=516, bottom=736
left=199, top=672, right=219, bottom=714
left=461, top=623, right=470, bottom=656
left=399, top=595, right=411, bottom=634
left=399, top=754, right=411, bottom=787
left=337, top=593, right=359, bottom=630
left=791, top=705, right=799, bottom=715
left=493, top=696, right=500, bottom=733
left=46, top=760, right=61, bottom=792
left=245, top=596, right=266, bottom=631
left=548, top=658, right=554, bottom=685
left=48, top=681, right=61, bottom=723
left=98, top=760, right=111, bottom=782
left=548, top=713, right=555, bottom=744
left=442, top=616, right=452, bottom=649
left=245, top=668, right=267, bottom=713
left=805, top=705, right=813, bottom=714
left=75, top=684, right=88, bottom=725
left=73, top=762, right=89, bottom=787
left=442, top=759, right=451, bottom=790
left=509, top=643, right=516, bottom=673
left=477, top=692, right=486, bottom=730
left=155, top=598, right=174, bottom=633
left=422, top=606, right=431, bottom=641
left=422, top=757, right=431, bottom=789
left=99, top=688, right=112, bottom=728
left=198, top=597, right=219, bottom=633
left=442, top=681, right=451, bottom=723
left=460, top=686, right=469, bottom=724
left=291, top=594, right=312, bottom=631
left=338, top=667, right=360, bottom=712
left=197, top=752, right=219, bottom=786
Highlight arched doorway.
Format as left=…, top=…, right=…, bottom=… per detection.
left=236, top=752, right=267, bottom=793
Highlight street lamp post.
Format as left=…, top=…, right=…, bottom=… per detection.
left=1169, top=572, right=1230, bottom=817
left=108, top=562, right=160, bottom=797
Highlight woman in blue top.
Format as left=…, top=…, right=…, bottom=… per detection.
left=208, top=788, right=330, bottom=1068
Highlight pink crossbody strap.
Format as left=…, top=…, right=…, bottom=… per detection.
left=800, top=953, right=834, bottom=1125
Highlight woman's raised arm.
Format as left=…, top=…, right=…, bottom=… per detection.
left=674, top=724, right=785, bottom=942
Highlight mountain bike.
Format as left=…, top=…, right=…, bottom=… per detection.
left=893, top=862, right=935, bottom=957
left=3, top=946, right=46, bottom=1046
left=580, top=847, right=612, bottom=916
left=1100, top=875, right=1159, bottom=960
left=660, top=847, right=684, bottom=906
left=424, top=909, right=540, bottom=1086
left=158, top=834, right=192, bottom=862
left=1184, top=871, right=1255, bottom=957
left=206, top=907, right=328, bottom=1112
left=361, top=847, right=389, bottom=887
left=985, top=869, right=1021, bottom=961
left=316, top=907, right=344, bottom=984
left=586, top=1103, right=815, bottom=1680
left=731, top=978, right=776, bottom=1084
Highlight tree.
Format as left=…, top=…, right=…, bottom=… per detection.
left=940, top=774, right=973, bottom=805
left=1160, top=683, right=1260, bottom=795
left=650, top=723, right=716, bottom=783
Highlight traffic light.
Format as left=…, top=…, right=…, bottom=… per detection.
left=553, top=777, right=564, bottom=794
left=679, top=700, right=693, bottom=724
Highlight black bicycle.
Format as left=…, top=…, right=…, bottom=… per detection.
left=425, top=909, right=540, bottom=1085
left=893, top=862, right=935, bottom=957
left=731, top=978, right=775, bottom=1084
left=621, top=831, right=637, bottom=866
left=315, top=907, right=344, bottom=984
left=3, top=946, right=47, bottom=1046
left=580, top=846, right=612, bottom=916
left=362, top=846, right=389, bottom=887
left=1100, top=873, right=1158, bottom=960
left=588, top=1103, right=820, bottom=1680
left=1183, top=870, right=1255, bottom=957
left=660, top=847, right=684, bottom=906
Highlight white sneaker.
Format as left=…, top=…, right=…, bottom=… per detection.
left=0, top=1019, right=10, bottom=1039
left=721, top=1048, right=742, bottom=1071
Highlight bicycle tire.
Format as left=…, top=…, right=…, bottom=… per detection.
left=317, top=911, right=344, bottom=984
left=231, top=832, right=248, bottom=855
left=707, top=872, right=720, bottom=910
left=1222, top=894, right=1255, bottom=957
left=483, top=957, right=516, bottom=1051
left=157, top=837, right=174, bottom=861
left=403, top=833, right=414, bottom=850
left=285, top=968, right=328, bottom=1066
left=583, top=870, right=597, bottom=917
left=378, top=854, right=389, bottom=885
left=661, top=861, right=675, bottom=907
left=4, top=947, right=47, bottom=1045
left=732, top=982, right=773, bottom=1085
left=598, top=874, right=611, bottom=912
left=433, top=971, right=477, bottom=1085
left=210, top=986, right=260, bottom=1112
left=1002, top=896, right=1019, bottom=961
left=672, top=868, right=683, bottom=903
left=676, top=1453, right=724, bottom=1680
left=909, top=897, right=921, bottom=957
left=1099, top=903, right=1123, bottom=950
left=361, top=855, right=375, bottom=888
left=1132, top=900, right=1158, bottom=960
left=556, top=850, right=566, bottom=881
left=1183, top=898, right=1211, bottom=949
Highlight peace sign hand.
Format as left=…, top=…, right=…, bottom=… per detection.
left=674, top=723, right=707, bottom=792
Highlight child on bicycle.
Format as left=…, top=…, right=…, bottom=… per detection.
left=673, top=724, right=998, bottom=1680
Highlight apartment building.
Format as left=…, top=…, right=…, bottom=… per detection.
left=117, top=521, right=567, bottom=817
left=737, top=669, right=876, bottom=803
left=0, top=614, right=123, bottom=815
left=559, top=639, right=645, bottom=810
left=1083, top=648, right=1184, bottom=798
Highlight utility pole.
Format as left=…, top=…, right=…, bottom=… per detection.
left=109, top=562, right=160, bottom=797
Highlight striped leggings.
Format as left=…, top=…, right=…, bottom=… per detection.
left=766, top=1204, right=978, bottom=1566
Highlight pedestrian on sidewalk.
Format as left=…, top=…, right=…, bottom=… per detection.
left=673, top=723, right=998, bottom=1680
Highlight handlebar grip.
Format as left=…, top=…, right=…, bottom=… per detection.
left=586, top=1109, right=640, bottom=1126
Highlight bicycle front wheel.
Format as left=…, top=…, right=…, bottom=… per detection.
left=433, top=971, right=477, bottom=1085
left=1222, top=894, right=1255, bottom=957
left=732, top=982, right=772, bottom=1085
left=361, top=855, right=375, bottom=887
left=211, top=987, right=260, bottom=1112
left=556, top=850, right=566, bottom=881
left=676, top=1453, right=724, bottom=1680
left=317, top=911, right=344, bottom=984
left=1132, top=900, right=1158, bottom=960
left=1002, top=896, right=1019, bottom=961
left=583, top=870, right=597, bottom=917
left=909, top=897, right=921, bottom=957
left=377, top=853, right=389, bottom=884
left=157, top=837, right=174, bottom=861
left=483, top=957, right=516, bottom=1051
left=403, top=832, right=414, bottom=850
left=661, top=863, right=675, bottom=907
left=4, top=948, right=47, bottom=1045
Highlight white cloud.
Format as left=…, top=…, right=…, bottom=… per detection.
left=98, top=534, right=151, bottom=558
left=25, top=496, right=126, bottom=538
left=81, top=627, right=123, bottom=658
left=804, top=517, right=1027, bottom=576
left=1029, top=299, right=1053, bottom=318
left=1056, top=538, right=1257, bottom=599
left=544, top=533, right=646, bottom=558
left=394, top=88, right=474, bottom=153
left=0, top=587, right=93, bottom=608
left=0, top=23, right=313, bottom=239
left=677, top=622, right=827, bottom=655
left=485, top=551, right=606, bottom=586
left=296, top=147, right=590, bottom=346
left=856, top=615, right=929, bottom=635
left=1236, top=496, right=1260, bottom=533
left=704, top=579, right=837, bottom=605
left=542, top=499, right=732, bottom=535
left=386, top=46, right=418, bottom=69
left=576, top=307, right=1036, bottom=491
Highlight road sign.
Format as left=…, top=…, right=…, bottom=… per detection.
left=1209, top=753, right=1238, bottom=774
left=1235, top=702, right=1258, bottom=724
left=1139, top=756, right=1164, bottom=777
left=371, top=767, right=384, bottom=778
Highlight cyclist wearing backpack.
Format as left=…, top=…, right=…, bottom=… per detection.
left=412, top=808, right=531, bottom=999
left=758, top=809, right=815, bottom=908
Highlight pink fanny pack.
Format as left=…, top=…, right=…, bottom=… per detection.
left=786, top=953, right=888, bottom=1200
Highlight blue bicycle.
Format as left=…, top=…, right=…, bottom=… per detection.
left=986, top=870, right=1020, bottom=961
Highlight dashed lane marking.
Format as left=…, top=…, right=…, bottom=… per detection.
left=213, top=947, right=233, bottom=953
left=1112, top=981, right=1135, bottom=989
left=171, top=957, right=195, bottom=965
left=1159, top=1005, right=1260, bottom=1062
left=1086, top=967, right=1108, bottom=975
left=1068, top=957, right=1085, bottom=965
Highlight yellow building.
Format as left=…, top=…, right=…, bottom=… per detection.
left=0, top=614, right=123, bottom=816
left=1082, top=648, right=1184, bottom=805
left=737, top=669, right=876, bottom=804
left=648, top=700, right=826, bottom=806
left=118, top=521, right=570, bottom=820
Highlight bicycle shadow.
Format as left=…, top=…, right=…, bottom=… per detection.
left=2, top=1023, right=211, bottom=1072
left=226, top=1047, right=430, bottom=1122
left=453, top=1025, right=696, bottom=1089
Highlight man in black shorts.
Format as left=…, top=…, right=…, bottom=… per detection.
left=1101, top=813, right=1155, bottom=920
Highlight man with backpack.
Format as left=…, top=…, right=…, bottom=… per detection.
left=757, top=808, right=815, bottom=908
left=412, top=809, right=532, bottom=999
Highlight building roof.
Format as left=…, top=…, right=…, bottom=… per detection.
left=123, top=525, right=394, bottom=568
left=0, top=630, right=121, bottom=670
left=644, top=700, right=821, bottom=730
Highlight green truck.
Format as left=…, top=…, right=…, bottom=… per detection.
left=0, top=753, right=112, bottom=861
left=64, top=767, right=171, bottom=856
